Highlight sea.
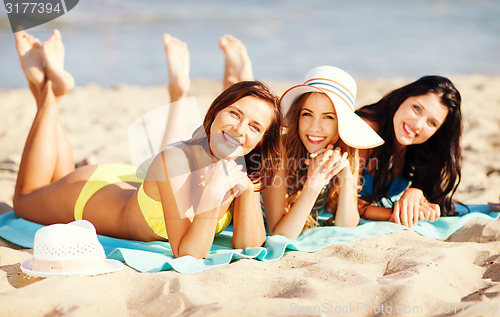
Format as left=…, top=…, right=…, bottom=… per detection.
left=0, top=0, right=499, bottom=89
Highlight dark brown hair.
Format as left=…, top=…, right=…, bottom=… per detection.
left=355, top=76, right=462, bottom=215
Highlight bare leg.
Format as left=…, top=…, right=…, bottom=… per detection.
left=161, top=34, right=192, bottom=148
left=15, top=81, right=61, bottom=196
left=14, top=31, right=45, bottom=101
left=52, top=121, right=76, bottom=180
left=219, top=35, right=253, bottom=90
left=163, top=33, right=190, bottom=102
left=16, top=30, right=75, bottom=182
left=42, top=29, right=75, bottom=97
left=13, top=81, right=95, bottom=225
left=40, top=30, right=75, bottom=179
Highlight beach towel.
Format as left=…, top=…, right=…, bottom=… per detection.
left=0, top=204, right=497, bottom=274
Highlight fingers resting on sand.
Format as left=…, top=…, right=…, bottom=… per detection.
left=15, top=29, right=75, bottom=99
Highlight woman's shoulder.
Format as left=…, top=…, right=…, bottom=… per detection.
left=146, top=146, right=191, bottom=181
left=162, top=143, right=190, bottom=160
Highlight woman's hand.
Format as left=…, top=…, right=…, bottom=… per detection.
left=391, top=188, right=423, bottom=227
left=208, top=159, right=250, bottom=193
left=390, top=188, right=440, bottom=227
left=199, top=159, right=250, bottom=209
left=418, top=201, right=441, bottom=222
left=305, top=145, right=349, bottom=192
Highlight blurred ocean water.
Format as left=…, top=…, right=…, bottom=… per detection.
left=0, top=0, right=499, bottom=88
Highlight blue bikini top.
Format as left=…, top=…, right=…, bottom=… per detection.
left=359, top=169, right=411, bottom=208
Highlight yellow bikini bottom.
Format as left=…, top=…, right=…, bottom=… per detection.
left=74, top=164, right=233, bottom=239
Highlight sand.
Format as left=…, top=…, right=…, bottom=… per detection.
left=0, top=76, right=499, bottom=316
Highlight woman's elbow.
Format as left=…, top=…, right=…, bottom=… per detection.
left=269, top=227, right=300, bottom=240
left=265, top=221, right=288, bottom=238
left=177, top=245, right=209, bottom=259
left=338, top=220, right=359, bottom=227
left=334, top=217, right=360, bottom=228
left=233, top=234, right=266, bottom=250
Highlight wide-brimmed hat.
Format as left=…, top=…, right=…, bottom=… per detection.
left=20, top=220, right=124, bottom=278
left=280, top=65, right=383, bottom=149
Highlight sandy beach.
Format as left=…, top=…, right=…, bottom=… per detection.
left=0, top=76, right=499, bottom=316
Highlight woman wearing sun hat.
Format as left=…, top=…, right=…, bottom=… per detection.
left=261, top=66, right=384, bottom=239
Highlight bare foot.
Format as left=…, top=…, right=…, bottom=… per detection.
left=42, top=29, right=75, bottom=97
left=14, top=31, right=45, bottom=97
left=163, top=33, right=190, bottom=101
left=219, top=35, right=253, bottom=90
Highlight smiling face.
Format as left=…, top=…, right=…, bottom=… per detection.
left=298, top=92, right=340, bottom=154
left=392, top=92, right=449, bottom=149
left=209, top=96, right=273, bottom=159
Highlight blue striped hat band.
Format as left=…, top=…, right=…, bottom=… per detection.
left=305, top=78, right=355, bottom=111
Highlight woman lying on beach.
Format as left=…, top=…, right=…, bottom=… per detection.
left=261, top=66, right=384, bottom=239
left=355, top=76, right=463, bottom=227
left=162, top=34, right=385, bottom=239
left=13, top=30, right=283, bottom=259
left=163, top=34, right=463, bottom=234
left=164, top=33, right=387, bottom=239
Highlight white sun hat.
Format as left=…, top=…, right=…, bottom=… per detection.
left=280, top=65, right=384, bottom=149
left=20, top=220, right=124, bottom=278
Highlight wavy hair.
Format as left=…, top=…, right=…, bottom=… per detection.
left=283, top=92, right=359, bottom=230
left=355, top=76, right=462, bottom=216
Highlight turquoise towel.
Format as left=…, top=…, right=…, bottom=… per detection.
left=0, top=204, right=497, bottom=274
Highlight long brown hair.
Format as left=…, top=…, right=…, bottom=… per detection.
left=283, top=92, right=359, bottom=230
left=201, top=80, right=282, bottom=190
